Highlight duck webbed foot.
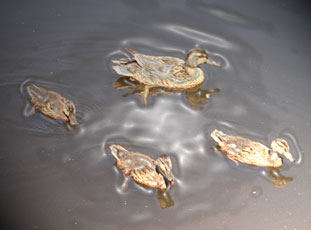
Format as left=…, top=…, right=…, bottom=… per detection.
left=121, top=174, right=130, bottom=191
left=227, top=154, right=240, bottom=166
left=142, top=85, right=150, bottom=104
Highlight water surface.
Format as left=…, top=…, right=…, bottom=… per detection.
left=0, top=0, right=310, bottom=229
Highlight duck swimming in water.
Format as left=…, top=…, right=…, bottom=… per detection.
left=211, top=129, right=295, bottom=168
left=112, top=48, right=220, bottom=104
left=26, top=84, right=78, bottom=126
left=109, top=144, right=174, bottom=190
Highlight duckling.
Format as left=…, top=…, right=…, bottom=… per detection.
left=26, top=84, right=78, bottom=126
left=109, top=144, right=174, bottom=190
left=112, top=48, right=220, bottom=104
left=211, top=129, right=295, bottom=168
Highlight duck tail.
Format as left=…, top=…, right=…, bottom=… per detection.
left=109, top=144, right=121, bottom=161
left=26, top=84, right=48, bottom=99
left=109, top=144, right=129, bottom=161
left=125, top=48, right=138, bottom=55
left=112, top=65, right=133, bottom=77
left=111, top=57, right=132, bottom=64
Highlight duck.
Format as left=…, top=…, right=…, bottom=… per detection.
left=210, top=129, right=295, bottom=168
left=26, top=84, right=78, bottom=126
left=109, top=144, right=175, bottom=190
left=112, top=48, right=220, bottom=104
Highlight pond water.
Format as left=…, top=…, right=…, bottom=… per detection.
left=0, top=0, right=310, bottom=229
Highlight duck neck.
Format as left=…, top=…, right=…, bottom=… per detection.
left=185, top=66, right=204, bottom=84
left=186, top=58, right=199, bottom=68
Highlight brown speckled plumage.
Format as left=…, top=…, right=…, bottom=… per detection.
left=109, top=144, right=174, bottom=190
left=26, top=84, right=78, bottom=126
left=112, top=48, right=220, bottom=104
left=211, top=129, right=294, bottom=168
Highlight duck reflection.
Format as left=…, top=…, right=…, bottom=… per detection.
left=115, top=76, right=219, bottom=110
left=157, top=190, right=175, bottom=210
left=268, top=168, right=293, bottom=188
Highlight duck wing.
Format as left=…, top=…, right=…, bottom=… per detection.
left=127, top=49, right=189, bottom=85
left=227, top=138, right=273, bottom=166
left=130, top=166, right=166, bottom=190
left=110, top=145, right=155, bottom=170
left=112, top=49, right=193, bottom=87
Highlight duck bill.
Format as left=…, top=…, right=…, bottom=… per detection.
left=68, top=114, right=78, bottom=126
left=163, top=177, right=175, bottom=191
left=283, top=151, right=295, bottom=163
left=165, top=180, right=171, bottom=191
left=206, top=57, right=221, bottom=67
left=156, top=165, right=173, bottom=191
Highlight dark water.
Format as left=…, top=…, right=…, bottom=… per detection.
left=0, top=0, right=310, bottom=229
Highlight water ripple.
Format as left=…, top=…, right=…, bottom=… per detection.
left=282, top=131, right=304, bottom=166
left=160, top=24, right=235, bottom=49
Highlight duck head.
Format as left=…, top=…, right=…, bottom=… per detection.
left=63, top=100, right=78, bottom=126
left=155, top=155, right=175, bottom=190
left=186, top=48, right=221, bottom=68
left=271, top=138, right=295, bottom=163
left=210, top=129, right=228, bottom=146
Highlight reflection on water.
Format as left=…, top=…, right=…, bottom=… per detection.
left=0, top=0, right=308, bottom=229
left=68, top=91, right=301, bottom=225
left=161, top=24, right=233, bottom=49
left=157, top=190, right=175, bottom=209
left=115, top=76, right=220, bottom=109
left=269, top=168, right=293, bottom=188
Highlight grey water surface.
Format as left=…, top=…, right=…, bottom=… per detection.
left=0, top=0, right=310, bottom=229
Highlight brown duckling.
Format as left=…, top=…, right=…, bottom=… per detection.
left=109, top=144, right=174, bottom=190
left=211, top=129, right=295, bottom=168
left=26, top=84, right=78, bottom=126
left=112, top=48, right=220, bottom=104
